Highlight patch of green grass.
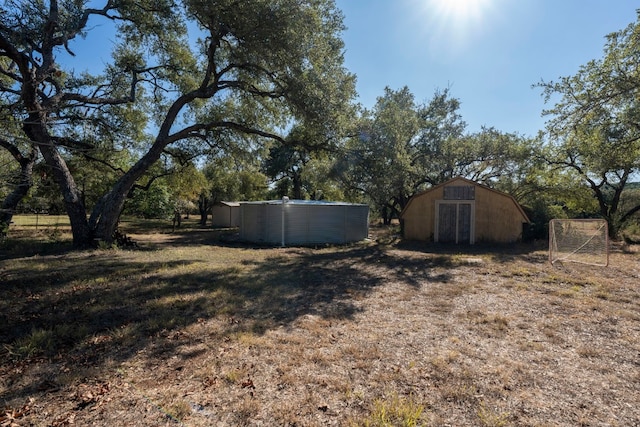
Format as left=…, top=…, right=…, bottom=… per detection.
left=10, top=215, right=70, bottom=228
left=222, top=367, right=247, bottom=385
left=576, top=345, right=600, bottom=359
left=593, top=285, right=612, bottom=300
left=500, top=266, right=534, bottom=278
left=464, top=311, right=510, bottom=336
left=554, top=287, right=580, bottom=298
left=440, top=381, right=478, bottom=405
left=7, top=329, right=55, bottom=359
left=353, top=393, right=426, bottom=427
left=7, top=323, right=90, bottom=359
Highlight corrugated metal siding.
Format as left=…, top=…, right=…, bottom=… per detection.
left=239, top=201, right=369, bottom=245
left=345, top=205, right=370, bottom=242
left=212, top=203, right=240, bottom=227
left=240, top=203, right=278, bottom=243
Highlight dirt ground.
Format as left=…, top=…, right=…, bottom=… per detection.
left=1, top=225, right=639, bottom=426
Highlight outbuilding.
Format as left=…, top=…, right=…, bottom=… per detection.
left=239, top=198, right=369, bottom=246
left=211, top=201, right=241, bottom=228
left=400, top=177, right=530, bottom=244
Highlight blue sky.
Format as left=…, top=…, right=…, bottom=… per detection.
left=69, top=1, right=637, bottom=138
left=335, top=0, right=638, bottom=137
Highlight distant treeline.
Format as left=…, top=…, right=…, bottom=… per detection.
left=626, top=182, right=640, bottom=190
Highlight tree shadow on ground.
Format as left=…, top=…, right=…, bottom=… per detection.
left=127, top=227, right=240, bottom=248
left=0, top=238, right=458, bottom=406
left=0, top=236, right=74, bottom=261
left=0, top=223, right=558, bottom=409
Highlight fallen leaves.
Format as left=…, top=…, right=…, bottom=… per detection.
left=41, top=381, right=113, bottom=427
left=240, top=378, right=255, bottom=389
left=1, top=398, right=33, bottom=427
left=2, top=238, right=640, bottom=426
left=74, top=381, right=111, bottom=410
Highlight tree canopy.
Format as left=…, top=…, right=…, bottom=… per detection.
left=0, top=0, right=356, bottom=246
left=335, top=86, right=535, bottom=224
left=4, top=1, right=640, bottom=244
left=538, top=11, right=640, bottom=235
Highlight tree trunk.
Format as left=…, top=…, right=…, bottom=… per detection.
left=172, top=209, right=182, bottom=232
left=90, top=131, right=172, bottom=242
left=90, top=178, right=140, bottom=243
left=381, top=205, right=391, bottom=225
left=0, top=146, right=37, bottom=237
left=198, top=193, right=209, bottom=226
left=24, top=120, right=93, bottom=247
left=293, top=174, right=302, bottom=199
left=39, top=143, right=92, bottom=246
left=87, top=90, right=201, bottom=243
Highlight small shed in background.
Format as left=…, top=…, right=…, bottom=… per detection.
left=400, top=177, right=530, bottom=244
left=239, top=199, right=369, bottom=246
left=212, top=201, right=240, bottom=228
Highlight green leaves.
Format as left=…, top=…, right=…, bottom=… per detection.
left=2, top=0, right=356, bottom=244
left=338, top=85, right=539, bottom=223
left=537, top=12, right=640, bottom=235
left=338, top=86, right=459, bottom=221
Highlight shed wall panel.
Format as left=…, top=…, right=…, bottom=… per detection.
left=212, top=204, right=240, bottom=228
left=345, top=205, right=370, bottom=242
left=402, top=187, right=442, bottom=241
left=474, top=186, right=525, bottom=243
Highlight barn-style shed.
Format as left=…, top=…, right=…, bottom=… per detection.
left=400, top=177, right=530, bottom=244
left=211, top=201, right=240, bottom=228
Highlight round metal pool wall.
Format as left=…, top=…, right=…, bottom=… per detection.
left=239, top=199, right=369, bottom=246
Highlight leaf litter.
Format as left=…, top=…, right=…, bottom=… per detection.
left=1, top=231, right=639, bottom=426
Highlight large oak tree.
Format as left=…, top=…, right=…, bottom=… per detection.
left=538, top=12, right=640, bottom=236
left=0, top=0, right=355, bottom=246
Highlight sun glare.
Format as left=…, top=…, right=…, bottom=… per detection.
left=414, top=0, right=497, bottom=54
left=430, top=0, right=492, bottom=24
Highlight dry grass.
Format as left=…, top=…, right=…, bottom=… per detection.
left=1, top=217, right=639, bottom=426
